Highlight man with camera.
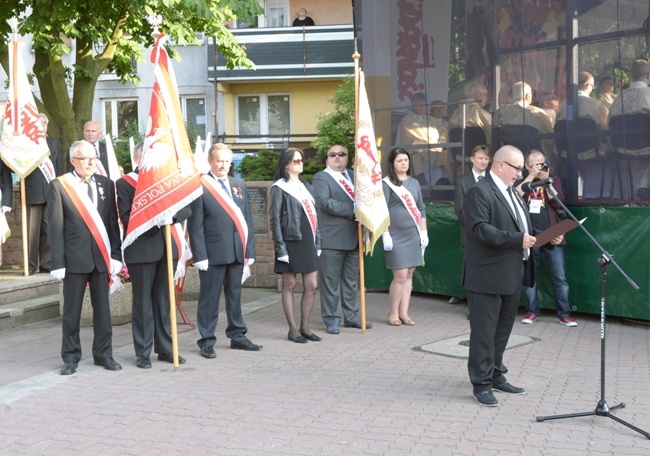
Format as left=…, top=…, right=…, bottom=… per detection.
left=516, top=150, right=577, bottom=327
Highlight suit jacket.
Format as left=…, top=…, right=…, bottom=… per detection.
left=116, top=170, right=192, bottom=264
left=67, top=141, right=109, bottom=175
left=47, top=172, right=121, bottom=273
left=462, top=173, right=534, bottom=295
left=0, top=160, right=13, bottom=208
left=454, top=171, right=481, bottom=247
left=312, top=169, right=358, bottom=250
left=25, top=136, right=63, bottom=205
left=188, top=174, right=255, bottom=265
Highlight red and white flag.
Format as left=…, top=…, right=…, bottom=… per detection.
left=122, top=34, right=202, bottom=249
left=0, top=32, right=50, bottom=178
left=354, top=70, right=390, bottom=254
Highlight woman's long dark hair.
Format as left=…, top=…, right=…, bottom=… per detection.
left=386, top=147, right=411, bottom=186
left=274, top=148, right=304, bottom=181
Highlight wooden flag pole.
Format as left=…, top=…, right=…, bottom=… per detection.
left=353, top=49, right=367, bottom=333
left=165, top=224, right=180, bottom=370
left=20, top=179, right=28, bottom=276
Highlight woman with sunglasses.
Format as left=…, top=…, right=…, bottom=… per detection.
left=382, top=148, right=428, bottom=326
left=269, top=148, right=322, bottom=343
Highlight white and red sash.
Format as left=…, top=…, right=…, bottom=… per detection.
left=273, top=179, right=318, bottom=244
left=383, top=176, right=422, bottom=235
left=123, top=172, right=192, bottom=279
left=324, top=167, right=354, bottom=201
left=58, top=174, right=121, bottom=293
left=38, top=157, right=56, bottom=184
left=201, top=175, right=249, bottom=259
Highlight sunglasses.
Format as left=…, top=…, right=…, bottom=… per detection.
left=292, top=158, right=304, bottom=164
left=328, top=151, right=347, bottom=157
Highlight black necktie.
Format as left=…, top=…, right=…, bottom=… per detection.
left=477, top=175, right=484, bottom=182
left=85, top=180, right=94, bottom=203
left=507, top=187, right=529, bottom=260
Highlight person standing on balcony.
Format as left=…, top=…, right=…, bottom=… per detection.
left=292, top=8, right=315, bottom=26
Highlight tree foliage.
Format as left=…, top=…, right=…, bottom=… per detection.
left=311, top=76, right=355, bottom=160
left=238, top=149, right=279, bottom=182
left=0, top=0, right=262, bottom=159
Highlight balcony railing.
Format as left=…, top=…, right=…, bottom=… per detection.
left=208, top=25, right=354, bottom=82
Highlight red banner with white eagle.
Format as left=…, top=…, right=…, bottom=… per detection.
left=0, top=34, right=50, bottom=178
left=122, top=34, right=202, bottom=249
left=354, top=70, right=390, bottom=254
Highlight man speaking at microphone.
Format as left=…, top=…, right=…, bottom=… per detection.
left=516, top=150, right=577, bottom=327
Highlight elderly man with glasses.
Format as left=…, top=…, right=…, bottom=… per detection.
left=312, top=145, right=373, bottom=334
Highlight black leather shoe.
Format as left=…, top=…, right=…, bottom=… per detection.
left=231, top=339, right=263, bottom=351
left=136, top=356, right=151, bottom=369
left=474, top=390, right=498, bottom=407
left=157, top=353, right=186, bottom=364
left=288, top=332, right=308, bottom=343
left=200, top=346, right=216, bottom=359
left=344, top=321, right=373, bottom=329
left=492, top=382, right=526, bottom=395
left=94, top=357, right=122, bottom=371
left=60, top=361, right=78, bottom=375
left=299, top=330, right=322, bottom=342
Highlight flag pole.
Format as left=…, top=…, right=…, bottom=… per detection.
left=20, top=179, right=28, bottom=276
left=353, top=48, right=367, bottom=333
left=165, top=224, right=180, bottom=370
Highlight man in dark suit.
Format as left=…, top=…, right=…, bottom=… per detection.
left=24, top=113, right=63, bottom=275
left=463, top=145, right=536, bottom=406
left=67, top=121, right=109, bottom=175
left=188, top=143, right=261, bottom=358
left=48, top=140, right=123, bottom=375
left=312, top=144, right=372, bottom=335
left=452, top=145, right=491, bottom=308
left=116, top=142, right=192, bottom=369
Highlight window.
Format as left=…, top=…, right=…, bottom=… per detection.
left=264, top=0, right=288, bottom=27
left=236, top=94, right=291, bottom=140
left=103, top=99, right=138, bottom=138
left=182, top=97, right=207, bottom=138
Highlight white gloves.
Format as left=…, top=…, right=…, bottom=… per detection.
left=51, top=268, right=66, bottom=281
left=246, top=258, right=255, bottom=266
left=278, top=255, right=289, bottom=263
left=194, top=259, right=209, bottom=271
left=1, top=206, right=11, bottom=214
left=110, top=259, right=122, bottom=275
left=420, top=230, right=429, bottom=250
left=317, top=250, right=322, bottom=257
left=156, top=215, right=174, bottom=227
left=382, top=232, right=393, bottom=251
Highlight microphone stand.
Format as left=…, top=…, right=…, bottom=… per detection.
left=535, top=183, right=649, bottom=439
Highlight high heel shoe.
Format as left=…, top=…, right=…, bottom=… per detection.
left=388, top=315, right=401, bottom=326
left=288, top=331, right=308, bottom=343
left=399, top=316, right=415, bottom=326
left=299, top=330, right=322, bottom=342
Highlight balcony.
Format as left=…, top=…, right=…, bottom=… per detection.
left=207, top=25, right=354, bottom=82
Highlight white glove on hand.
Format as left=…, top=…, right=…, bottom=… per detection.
left=156, top=215, right=174, bottom=227
left=420, top=230, right=429, bottom=250
left=110, top=259, right=122, bottom=275
left=278, top=255, right=289, bottom=263
left=382, top=232, right=393, bottom=251
left=194, top=259, right=209, bottom=271
left=1, top=206, right=11, bottom=214
left=51, top=268, right=66, bottom=281
left=317, top=250, right=322, bottom=257
left=246, top=258, right=255, bottom=266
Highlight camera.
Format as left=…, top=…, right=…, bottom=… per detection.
left=540, top=162, right=549, bottom=172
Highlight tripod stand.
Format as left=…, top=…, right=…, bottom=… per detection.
left=535, top=185, right=649, bottom=439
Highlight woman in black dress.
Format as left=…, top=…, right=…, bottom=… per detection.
left=269, top=148, right=321, bottom=343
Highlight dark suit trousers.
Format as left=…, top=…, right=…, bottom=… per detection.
left=129, top=260, right=175, bottom=357
left=196, top=262, right=248, bottom=347
left=467, top=288, right=521, bottom=391
left=319, top=249, right=360, bottom=325
left=27, top=203, right=51, bottom=272
left=61, top=269, right=113, bottom=363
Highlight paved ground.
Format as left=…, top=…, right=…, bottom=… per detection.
left=0, top=286, right=649, bottom=455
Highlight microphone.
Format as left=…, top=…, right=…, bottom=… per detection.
left=521, top=177, right=554, bottom=193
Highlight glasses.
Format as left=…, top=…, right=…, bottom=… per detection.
left=72, top=156, right=98, bottom=164
left=292, top=158, right=304, bottom=164
left=328, top=151, right=347, bottom=158
left=502, top=160, right=523, bottom=175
